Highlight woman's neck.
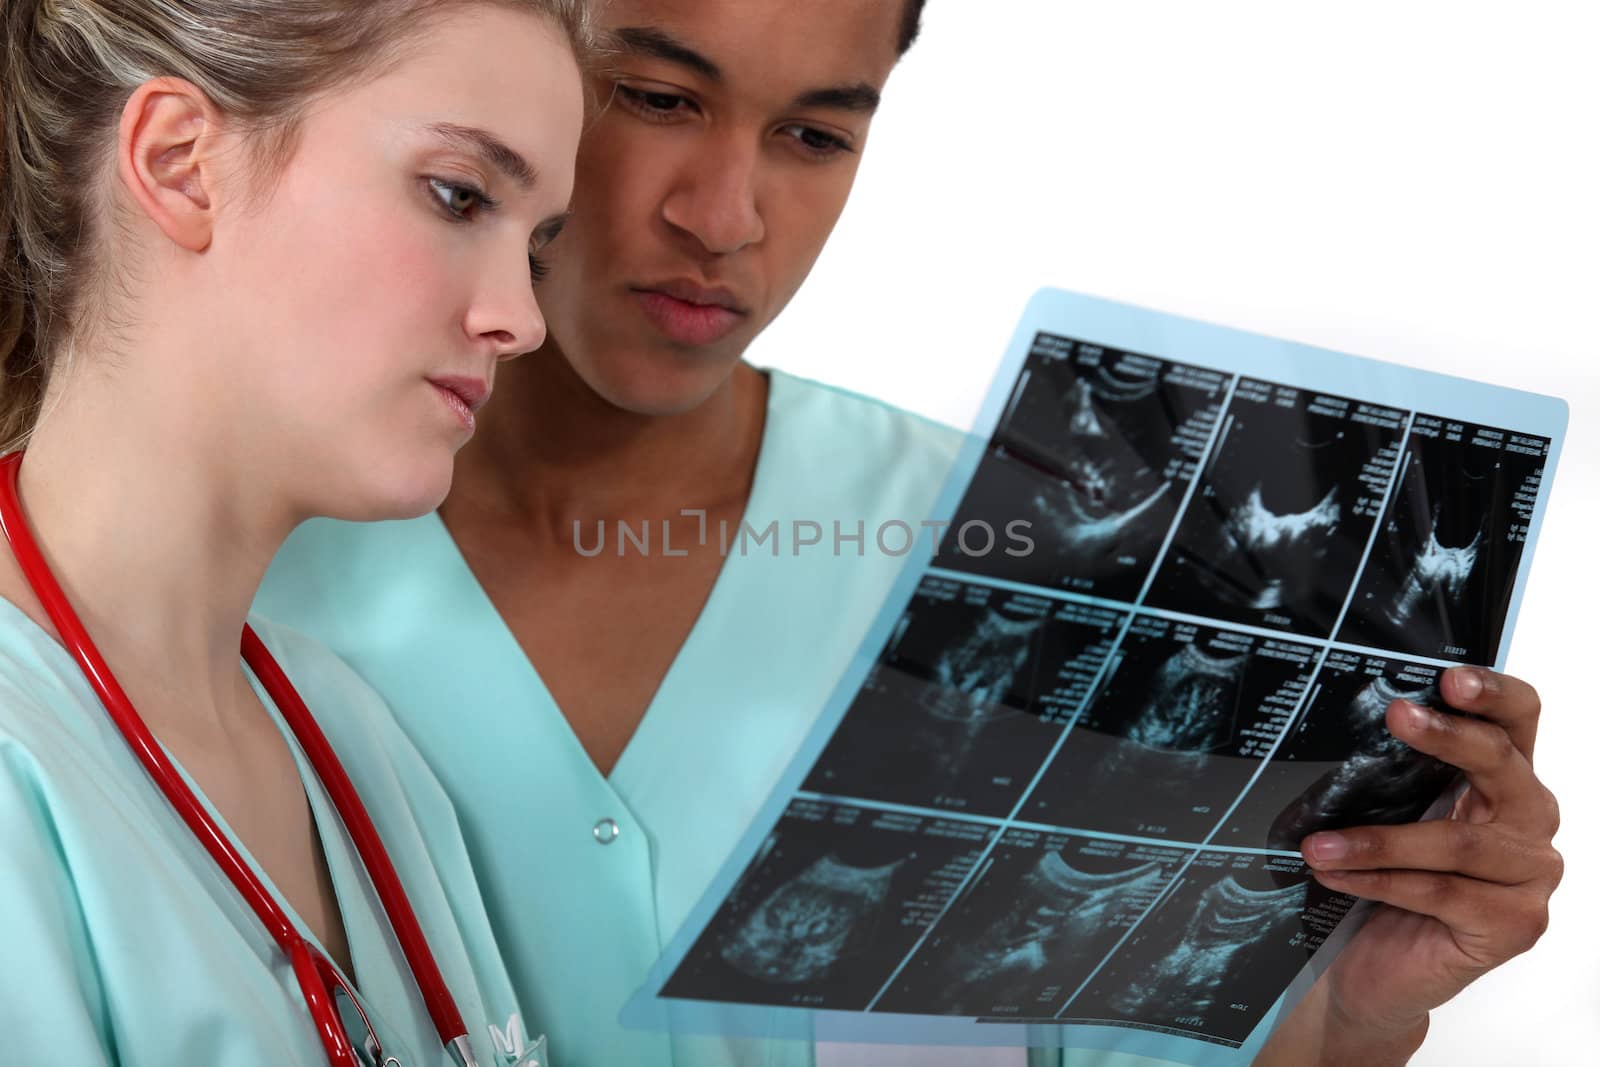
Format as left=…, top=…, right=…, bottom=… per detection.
left=2, top=363, right=294, bottom=730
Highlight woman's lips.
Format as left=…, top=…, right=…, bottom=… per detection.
left=633, top=289, right=746, bottom=346
left=427, top=376, right=487, bottom=434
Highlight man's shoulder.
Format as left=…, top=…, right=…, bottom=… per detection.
left=763, top=368, right=966, bottom=497
left=268, top=512, right=440, bottom=583
left=255, top=510, right=452, bottom=646
left=768, top=367, right=963, bottom=451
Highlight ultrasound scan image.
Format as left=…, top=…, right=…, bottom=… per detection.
left=804, top=576, right=1125, bottom=816
left=875, top=832, right=1187, bottom=1019
left=661, top=800, right=993, bottom=1010
left=1146, top=381, right=1407, bottom=635
left=1067, top=854, right=1356, bottom=1044
left=918, top=608, right=1046, bottom=727
left=1025, top=616, right=1316, bottom=841
left=720, top=854, right=902, bottom=984
left=1339, top=416, right=1551, bottom=662
left=1217, top=652, right=1461, bottom=851
left=936, top=333, right=1227, bottom=602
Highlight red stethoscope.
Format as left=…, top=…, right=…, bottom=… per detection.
left=0, top=452, right=481, bottom=1067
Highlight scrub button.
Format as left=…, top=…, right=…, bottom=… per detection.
left=592, top=818, right=621, bottom=845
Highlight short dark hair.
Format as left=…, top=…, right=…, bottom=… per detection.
left=898, top=0, right=927, bottom=54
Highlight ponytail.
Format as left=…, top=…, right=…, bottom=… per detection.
left=1, top=0, right=46, bottom=451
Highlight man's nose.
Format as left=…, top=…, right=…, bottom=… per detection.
left=660, top=133, right=765, bottom=256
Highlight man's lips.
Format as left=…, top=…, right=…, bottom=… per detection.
left=631, top=280, right=749, bottom=346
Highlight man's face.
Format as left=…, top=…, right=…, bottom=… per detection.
left=535, top=0, right=905, bottom=415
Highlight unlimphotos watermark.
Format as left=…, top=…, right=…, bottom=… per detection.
left=573, top=510, right=1034, bottom=559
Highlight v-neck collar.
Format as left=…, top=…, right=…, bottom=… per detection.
left=251, top=670, right=435, bottom=1066
left=0, top=596, right=428, bottom=1064
left=420, top=369, right=787, bottom=795
left=158, top=663, right=433, bottom=1066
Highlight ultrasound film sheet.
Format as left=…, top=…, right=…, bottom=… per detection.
left=1337, top=415, right=1550, bottom=662
left=1023, top=617, right=1318, bottom=843
left=937, top=337, right=1226, bottom=602
left=660, top=799, right=996, bottom=1011
left=802, top=577, right=1126, bottom=817
left=1144, top=380, right=1407, bottom=636
left=626, top=290, right=1568, bottom=1064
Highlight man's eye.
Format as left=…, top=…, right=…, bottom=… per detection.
left=428, top=178, right=487, bottom=219
left=616, top=84, right=691, bottom=118
left=782, top=125, right=852, bottom=159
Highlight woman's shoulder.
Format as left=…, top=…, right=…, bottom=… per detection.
left=245, top=616, right=452, bottom=807
left=247, top=617, right=411, bottom=746
left=0, top=613, right=156, bottom=878
left=0, top=600, right=103, bottom=757
left=247, top=615, right=382, bottom=707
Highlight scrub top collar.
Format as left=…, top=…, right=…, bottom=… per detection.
left=423, top=368, right=790, bottom=795
left=0, top=595, right=434, bottom=1065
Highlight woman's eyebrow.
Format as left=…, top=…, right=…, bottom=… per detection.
left=423, top=121, right=538, bottom=190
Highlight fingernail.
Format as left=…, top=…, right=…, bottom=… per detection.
left=1452, top=668, right=1483, bottom=701
left=1406, top=702, right=1436, bottom=731
left=1306, top=833, right=1349, bottom=863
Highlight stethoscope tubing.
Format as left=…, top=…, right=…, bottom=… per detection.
left=0, top=451, right=470, bottom=1061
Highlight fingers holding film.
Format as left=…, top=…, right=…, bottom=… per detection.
left=1300, top=819, right=1561, bottom=886
left=1438, top=666, right=1542, bottom=761
left=1383, top=698, right=1545, bottom=823
left=1308, top=867, right=1556, bottom=962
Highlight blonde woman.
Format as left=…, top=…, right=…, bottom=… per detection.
left=0, top=1, right=585, bottom=1064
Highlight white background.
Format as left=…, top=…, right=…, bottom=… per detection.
left=751, top=2, right=1598, bottom=1064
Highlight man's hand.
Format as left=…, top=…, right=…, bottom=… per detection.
left=1258, top=666, right=1563, bottom=1065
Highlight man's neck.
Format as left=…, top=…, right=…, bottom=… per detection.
left=434, top=348, right=772, bottom=775
left=444, top=349, right=770, bottom=547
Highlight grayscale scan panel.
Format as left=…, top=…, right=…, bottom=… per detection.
left=626, top=290, right=1569, bottom=1066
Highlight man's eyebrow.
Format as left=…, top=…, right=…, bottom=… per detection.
left=609, top=27, right=878, bottom=115
left=424, top=121, right=537, bottom=191
left=793, top=83, right=881, bottom=114
left=611, top=26, right=722, bottom=82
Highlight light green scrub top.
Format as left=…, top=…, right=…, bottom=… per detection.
left=255, top=369, right=1192, bottom=1067
left=0, top=603, right=536, bottom=1067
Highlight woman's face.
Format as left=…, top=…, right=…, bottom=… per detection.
left=213, top=5, right=583, bottom=521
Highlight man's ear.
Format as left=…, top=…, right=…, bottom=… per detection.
left=115, top=77, right=227, bottom=253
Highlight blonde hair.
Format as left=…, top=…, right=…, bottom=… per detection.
left=0, top=0, right=594, bottom=451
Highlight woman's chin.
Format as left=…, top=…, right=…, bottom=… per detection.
left=318, top=465, right=453, bottom=524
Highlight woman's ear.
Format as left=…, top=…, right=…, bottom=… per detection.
left=115, top=77, right=228, bottom=253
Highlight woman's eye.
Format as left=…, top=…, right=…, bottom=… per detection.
left=528, top=253, right=550, bottom=285
left=428, top=178, right=487, bottom=219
